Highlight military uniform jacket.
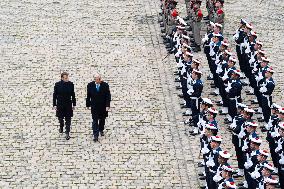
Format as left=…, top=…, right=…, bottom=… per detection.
left=244, top=150, right=260, bottom=172
left=227, top=79, right=242, bottom=98
left=207, top=146, right=222, bottom=173
left=189, top=79, right=203, bottom=98
left=232, top=115, right=246, bottom=146
left=259, top=77, right=275, bottom=96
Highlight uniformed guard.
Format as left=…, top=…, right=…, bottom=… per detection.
left=213, top=151, right=231, bottom=188
left=257, top=163, right=275, bottom=189
left=248, top=149, right=269, bottom=188
left=216, top=164, right=235, bottom=189
left=240, top=137, right=262, bottom=188
left=187, top=69, right=204, bottom=134
left=265, top=103, right=281, bottom=168
left=191, top=98, right=213, bottom=136
left=205, top=136, right=223, bottom=189
left=276, top=122, right=284, bottom=188
left=231, top=108, right=254, bottom=178
left=225, top=69, right=242, bottom=122
left=259, top=67, right=275, bottom=123
left=191, top=0, right=203, bottom=52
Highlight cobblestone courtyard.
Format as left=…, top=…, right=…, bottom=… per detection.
left=0, top=0, right=283, bottom=188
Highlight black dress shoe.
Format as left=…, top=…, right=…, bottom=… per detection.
left=93, top=138, right=98, bottom=142
left=65, top=134, right=70, bottom=140
left=198, top=162, right=204, bottom=167
left=207, top=76, right=214, bottom=80
left=258, top=118, right=265, bottom=122
left=224, top=120, right=233, bottom=124
left=191, top=132, right=199, bottom=136
left=209, top=92, right=218, bottom=96
left=198, top=173, right=204, bottom=176
left=199, top=176, right=206, bottom=180
left=233, top=174, right=244, bottom=178
left=261, top=128, right=268, bottom=132
left=238, top=186, right=248, bottom=189
left=216, top=102, right=223, bottom=106
left=219, top=111, right=228, bottom=115
left=100, top=131, right=104, bottom=136
left=183, top=112, right=191, bottom=116
left=59, top=127, right=63, bottom=133
left=175, top=78, right=181, bottom=82
left=251, top=100, right=258, bottom=104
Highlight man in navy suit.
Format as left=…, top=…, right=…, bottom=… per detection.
left=86, top=74, right=111, bottom=142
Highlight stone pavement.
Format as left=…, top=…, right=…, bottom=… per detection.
left=0, top=0, right=199, bottom=188
left=0, top=0, right=283, bottom=188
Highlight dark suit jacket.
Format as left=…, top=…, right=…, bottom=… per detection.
left=86, top=81, right=111, bottom=118
left=53, top=80, right=76, bottom=117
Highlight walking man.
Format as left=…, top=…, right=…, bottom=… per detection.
left=53, top=72, right=76, bottom=140
left=86, top=74, right=111, bottom=142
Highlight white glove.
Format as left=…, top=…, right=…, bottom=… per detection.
left=201, top=147, right=210, bottom=155
left=279, top=154, right=284, bottom=165
left=202, top=34, right=209, bottom=44
left=271, top=131, right=279, bottom=138
left=244, top=160, right=253, bottom=169
left=206, top=160, right=215, bottom=167
left=213, top=174, right=223, bottom=182
left=260, top=86, right=267, bottom=93
left=222, top=75, right=229, bottom=81
left=275, top=146, right=281, bottom=153
left=242, top=145, right=248, bottom=152
left=251, top=170, right=261, bottom=179
left=238, top=130, right=246, bottom=139
left=225, top=87, right=230, bottom=93
left=216, top=66, right=222, bottom=74
left=230, top=119, right=237, bottom=129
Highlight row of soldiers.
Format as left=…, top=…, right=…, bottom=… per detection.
left=158, top=0, right=282, bottom=188
left=160, top=0, right=224, bottom=53
left=200, top=10, right=282, bottom=189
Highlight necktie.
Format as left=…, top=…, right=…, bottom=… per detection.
left=96, top=84, right=100, bottom=92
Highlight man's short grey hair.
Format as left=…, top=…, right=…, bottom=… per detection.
left=94, top=73, right=101, bottom=79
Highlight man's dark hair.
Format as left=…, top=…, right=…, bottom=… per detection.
left=61, top=72, right=69, bottom=78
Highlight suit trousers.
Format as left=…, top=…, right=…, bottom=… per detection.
left=92, top=116, right=106, bottom=138
left=58, top=117, right=71, bottom=134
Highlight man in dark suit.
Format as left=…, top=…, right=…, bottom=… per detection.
left=53, top=72, right=76, bottom=140
left=86, top=74, right=111, bottom=142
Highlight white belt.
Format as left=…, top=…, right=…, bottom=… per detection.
left=263, top=95, right=271, bottom=107
left=229, top=96, right=240, bottom=100
left=191, top=97, right=200, bottom=108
